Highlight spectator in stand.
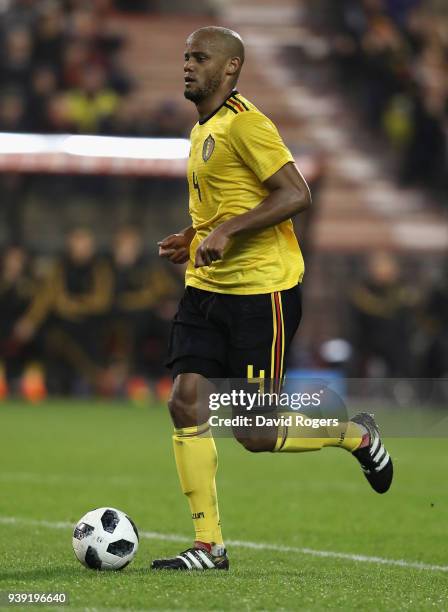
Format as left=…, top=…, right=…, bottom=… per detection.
left=28, top=64, right=59, bottom=132
left=106, top=226, right=177, bottom=387
left=44, top=91, right=76, bottom=132
left=399, top=14, right=448, bottom=192
left=107, top=48, right=133, bottom=96
left=33, top=1, right=65, bottom=70
left=16, top=228, right=113, bottom=394
left=140, top=101, right=189, bottom=138
left=322, top=0, right=448, bottom=200
left=66, top=6, right=123, bottom=65
left=61, top=38, right=91, bottom=89
left=348, top=252, right=417, bottom=377
left=65, top=64, right=120, bottom=132
left=0, top=26, right=34, bottom=90
left=421, top=264, right=448, bottom=378
left=0, top=245, right=40, bottom=390
left=99, top=97, right=140, bottom=135
left=0, top=89, right=29, bottom=131
left=360, top=13, right=409, bottom=127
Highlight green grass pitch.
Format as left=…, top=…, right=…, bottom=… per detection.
left=0, top=400, right=447, bottom=610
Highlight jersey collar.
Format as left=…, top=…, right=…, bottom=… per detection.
left=198, top=90, right=239, bottom=125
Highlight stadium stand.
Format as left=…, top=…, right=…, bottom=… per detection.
left=314, top=0, right=448, bottom=200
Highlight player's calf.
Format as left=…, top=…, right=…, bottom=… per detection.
left=168, top=372, right=226, bottom=558
left=232, top=408, right=278, bottom=452
left=233, top=433, right=274, bottom=452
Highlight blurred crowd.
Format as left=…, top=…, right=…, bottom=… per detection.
left=0, top=0, right=187, bottom=136
left=346, top=251, right=447, bottom=378
left=321, top=0, right=448, bottom=198
left=0, top=227, right=182, bottom=399
left=1, top=236, right=446, bottom=400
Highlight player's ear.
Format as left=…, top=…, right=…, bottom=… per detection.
left=226, top=56, right=241, bottom=76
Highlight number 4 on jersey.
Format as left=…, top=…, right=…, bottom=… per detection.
left=192, top=171, right=202, bottom=202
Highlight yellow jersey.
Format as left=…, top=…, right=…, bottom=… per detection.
left=185, top=91, right=304, bottom=295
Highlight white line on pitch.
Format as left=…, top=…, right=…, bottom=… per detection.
left=1, top=516, right=447, bottom=573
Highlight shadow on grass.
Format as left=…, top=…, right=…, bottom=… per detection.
left=129, top=567, right=309, bottom=580
left=0, top=565, right=310, bottom=583
left=0, top=565, right=145, bottom=582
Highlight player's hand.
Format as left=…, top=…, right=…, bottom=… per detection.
left=158, top=233, right=190, bottom=265
left=195, top=226, right=231, bottom=268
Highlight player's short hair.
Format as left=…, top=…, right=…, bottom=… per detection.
left=187, top=26, right=245, bottom=65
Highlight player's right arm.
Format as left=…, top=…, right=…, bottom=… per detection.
left=158, top=226, right=196, bottom=264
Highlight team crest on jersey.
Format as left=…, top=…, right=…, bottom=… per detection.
left=202, top=134, right=215, bottom=162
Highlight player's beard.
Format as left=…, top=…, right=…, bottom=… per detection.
left=184, top=74, right=222, bottom=104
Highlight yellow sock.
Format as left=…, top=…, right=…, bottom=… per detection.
left=172, top=422, right=224, bottom=547
left=273, top=413, right=363, bottom=453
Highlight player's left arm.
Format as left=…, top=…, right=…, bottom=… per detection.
left=195, top=161, right=311, bottom=267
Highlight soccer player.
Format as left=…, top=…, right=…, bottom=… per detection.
left=152, top=26, right=393, bottom=571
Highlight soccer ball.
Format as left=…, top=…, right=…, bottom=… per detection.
left=72, top=507, right=139, bottom=570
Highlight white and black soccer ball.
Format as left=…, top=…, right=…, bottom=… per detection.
left=72, top=507, right=139, bottom=570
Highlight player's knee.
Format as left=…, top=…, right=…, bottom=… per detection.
left=168, top=374, right=200, bottom=428
left=168, top=393, right=196, bottom=428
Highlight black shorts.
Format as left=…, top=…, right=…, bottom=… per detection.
left=166, top=284, right=302, bottom=383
